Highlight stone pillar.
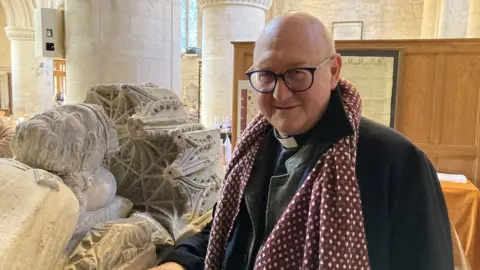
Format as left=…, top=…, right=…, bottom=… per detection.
left=5, top=27, right=54, bottom=116
left=437, top=0, right=449, bottom=38
left=437, top=0, right=470, bottom=38
left=65, top=0, right=181, bottom=103
left=421, top=0, right=442, bottom=38
left=467, top=0, right=480, bottom=37
left=199, top=0, right=272, bottom=128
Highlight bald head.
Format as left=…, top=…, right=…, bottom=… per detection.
left=251, top=11, right=343, bottom=136
left=254, top=12, right=335, bottom=65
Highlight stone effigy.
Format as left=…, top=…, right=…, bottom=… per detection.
left=10, top=104, right=125, bottom=224
left=66, top=196, right=133, bottom=252
left=84, top=83, right=223, bottom=239
left=7, top=103, right=149, bottom=263
left=84, top=167, right=117, bottom=212
left=0, top=159, right=79, bottom=270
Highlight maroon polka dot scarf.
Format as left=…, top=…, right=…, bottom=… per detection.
left=205, top=80, right=370, bottom=269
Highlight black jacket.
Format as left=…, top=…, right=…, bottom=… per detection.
left=159, top=89, right=454, bottom=270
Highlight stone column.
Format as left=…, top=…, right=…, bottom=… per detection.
left=421, top=0, right=442, bottom=38
left=199, top=0, right=272, bottom=128
left=5, top=27, right=54, bottom=116
left=65, top=0, right=181, bottom=103
left=436, top=0, right=449, bottom=38
left=437, top=0, right=470, bottom=38
left=467, top=0, right=480, bottom=37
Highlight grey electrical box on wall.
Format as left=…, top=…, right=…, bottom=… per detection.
left=34, top=8, right=65, bottom=58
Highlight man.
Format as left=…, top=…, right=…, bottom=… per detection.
left=153, top=12, right=453, bottom=270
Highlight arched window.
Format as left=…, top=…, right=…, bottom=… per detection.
left=180, top=0, right=198, bottom=53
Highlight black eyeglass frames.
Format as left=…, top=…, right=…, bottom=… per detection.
left=245, top=55, right=334, bottom=93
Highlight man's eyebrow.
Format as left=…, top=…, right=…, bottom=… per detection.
left=249, top=61, right=309, bottom=72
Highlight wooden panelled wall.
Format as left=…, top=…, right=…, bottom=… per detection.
left=232, top=39, right=480, bottom=187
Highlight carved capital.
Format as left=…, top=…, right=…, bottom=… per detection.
left=5, top=27, right=35, bottom=41
left=198, top=0, right=272, bottom=11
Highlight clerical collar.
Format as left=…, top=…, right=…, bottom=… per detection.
left=272, top=86, right=355, bottom=149
left=273, top=129, right=298, bottom=149
left=273, top=121, right=320, bottom=149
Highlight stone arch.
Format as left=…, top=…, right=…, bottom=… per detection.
left=0, top=0, right=60, bottom=28
left=0, top=0, right=34, bottom=27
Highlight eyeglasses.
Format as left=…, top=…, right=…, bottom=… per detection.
left=245, top=55, right=334, bottom=93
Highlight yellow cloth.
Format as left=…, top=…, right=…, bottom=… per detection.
left=441, top=181, right=480, bottom=270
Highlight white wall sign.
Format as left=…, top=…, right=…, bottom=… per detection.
left=332, top=21, right=364, bottom=40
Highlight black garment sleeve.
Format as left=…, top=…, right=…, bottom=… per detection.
left=159, top=221, right=212, bottom=269
left=389, top=147, right=454, bottom=270
left=158, top=205, right=215, bottom=270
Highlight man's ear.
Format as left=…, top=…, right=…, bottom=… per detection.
left=330, top=53, right=342, bottom=89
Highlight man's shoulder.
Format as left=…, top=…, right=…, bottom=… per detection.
left=358, top=117, right=425, bottom=162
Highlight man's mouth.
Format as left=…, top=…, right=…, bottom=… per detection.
left=275, top=105, right=298, bottom=110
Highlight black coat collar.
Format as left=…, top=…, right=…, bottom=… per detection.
left=273, top=85, right=354, bottom=149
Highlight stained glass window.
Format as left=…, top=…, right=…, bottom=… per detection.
left=180, top=0, right=198, bottom=53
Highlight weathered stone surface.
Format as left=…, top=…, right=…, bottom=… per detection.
left=4, top=103, right=136, bottom=264
left=10, top=103, right=119, bottom=212
left=67, top=196, right=133, bottom=252
left=84, top=167, right=117, bottom=212
left=10, top=103, right=119, bottom=173
left=130, top=211, right=174, bottom=246
left=84, top=83, right=222, bottom=239
left=0, top=159, right=79, bottom=270
left=65, top=217, right=157, bottom=270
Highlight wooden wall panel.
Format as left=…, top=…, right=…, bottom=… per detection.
left=232, top=39, right=480, bottom=187
left=441, top=54, right=480, bottom=146
left=396, top=54, right=437, bottom=144
left=437, top=158, right=476, bottom=180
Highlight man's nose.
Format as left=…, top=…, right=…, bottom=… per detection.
left=272, top=79, right=293, bottom=101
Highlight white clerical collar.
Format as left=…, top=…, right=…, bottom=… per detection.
left=273, top=128, right=298, bottom=149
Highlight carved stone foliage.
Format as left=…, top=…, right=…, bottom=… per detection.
left=84, top=84, right=222, bottom=239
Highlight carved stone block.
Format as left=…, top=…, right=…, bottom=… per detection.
left=84, top=84, right=223, bottom=239
left=65, top=217, right=157, bottom=270
left=66, top=196, right=133, bottom=252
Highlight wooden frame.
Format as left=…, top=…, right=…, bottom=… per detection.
left=232, top=42, right=254, bottom=147
left=0, top=69, right=11, bottom=116
left=337, top=48, right=403, bottom=127
left=235, top=79, right=257, bottom=139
